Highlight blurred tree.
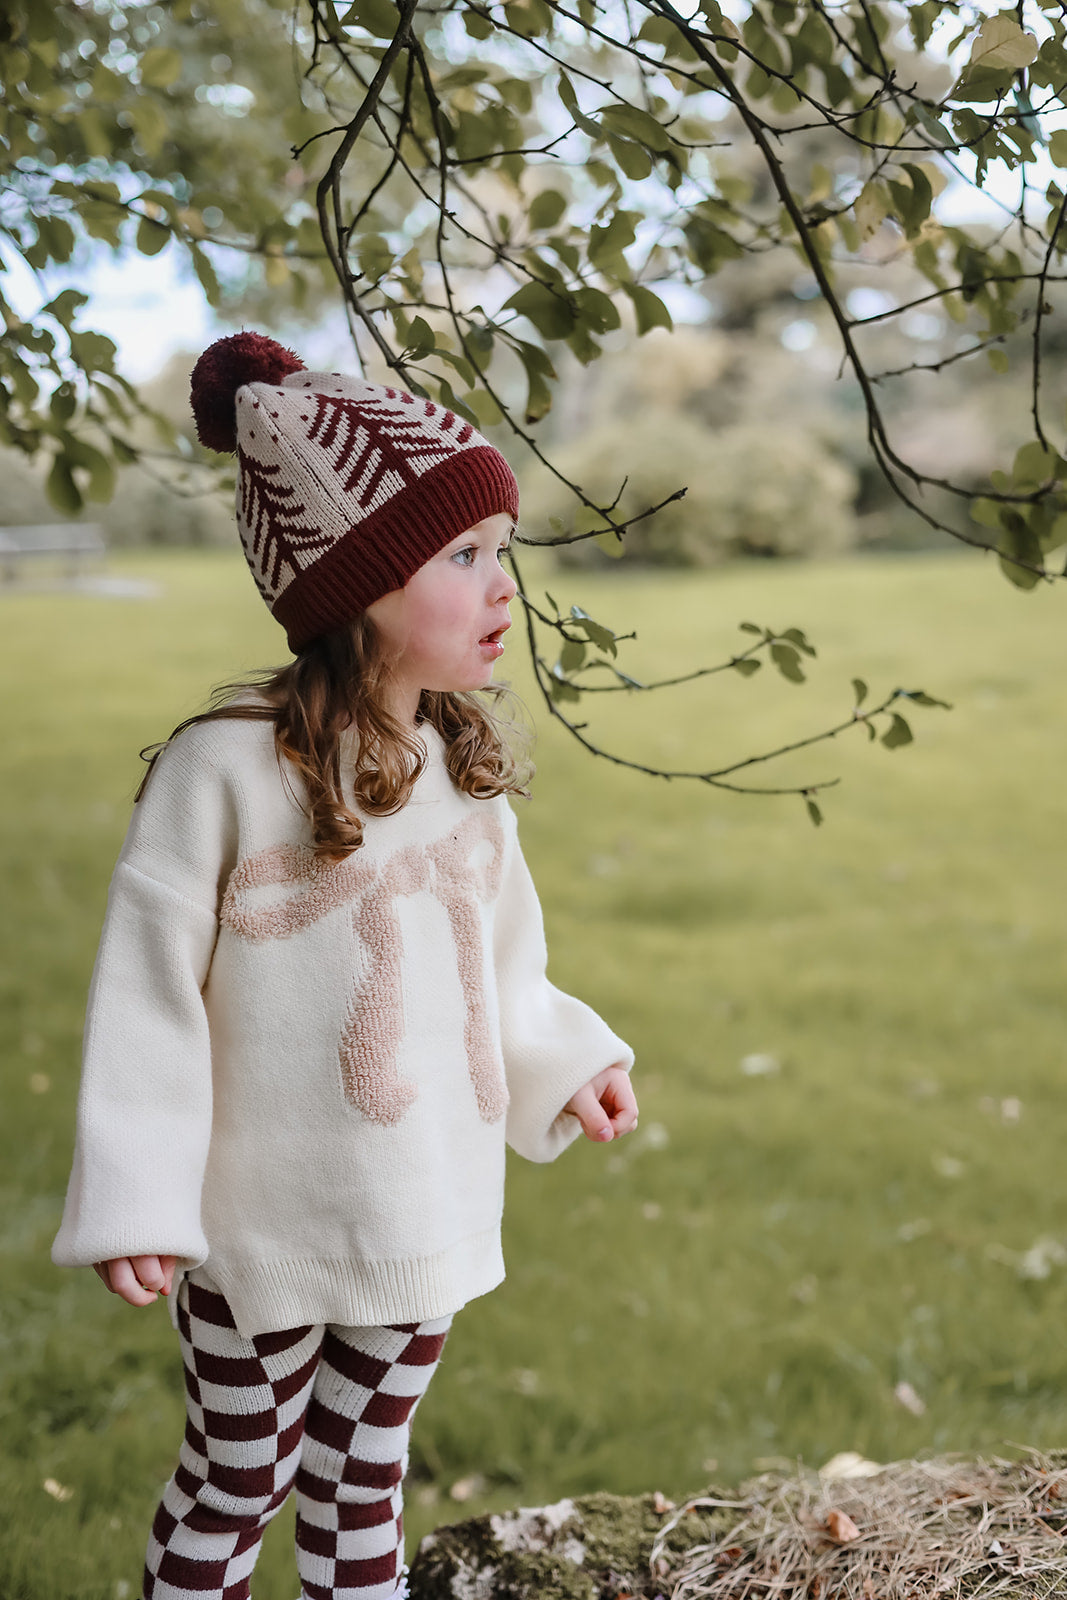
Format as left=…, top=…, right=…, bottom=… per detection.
left=11, top=0, right=1063, bottom=801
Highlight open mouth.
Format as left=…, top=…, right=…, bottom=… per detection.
left=480, top=623, right=510, bottom=646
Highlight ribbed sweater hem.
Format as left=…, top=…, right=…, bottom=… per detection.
left=200, top=1228, right=506, bottom=1337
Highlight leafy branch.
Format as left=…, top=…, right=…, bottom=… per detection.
left=508, top=545, right=950, bottom=821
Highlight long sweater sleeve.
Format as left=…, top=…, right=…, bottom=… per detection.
left=494, top=803, right=634, bottom=1164
left=52, top=730, right=237, bottom=1269
left=53, top=721, right=635, bottom=1335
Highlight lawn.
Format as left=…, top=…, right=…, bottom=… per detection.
left=2, top=546, right=1065, bottom=1600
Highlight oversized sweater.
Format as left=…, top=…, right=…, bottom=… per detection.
left=52, top=716, right=632, bottom=1336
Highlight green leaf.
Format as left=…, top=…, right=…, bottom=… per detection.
left=140, top=46, right=183, bottom=87
left=433, top=378, right=478, bottom=427
left=343, top=0, right=401, bottom=38
left=770, top=642, right=805, bottom=683
left=588, top=211, right=637, bottom=276
left=503, top=281, right=575, bottom=340
left=558, top=71, right=600, bottom=139
left=606, top=134, right=653, bottom=182
left=529, top=189, right=567, bottom=231
left=36, top=216, right=75, bottom=265
left=987, top=346, right=1009, bottom=373
left=64, top=433, right=116, bottom=502
left=78, top=108, right=115, bottom=161
left=901, top=690, right=952, bottom=710
left=434, top=348, right=476, bottom=387
left=570, top=605, right=617, bottom=656
left=599, top=101, right=672, bottom=154
left=595, top=529, right=626, bottom=560
left=191, top=245, right=221, bottom=305
left=622, top=283, right=673, bottom=335
left=1050, top=129, right=1067, bottom=168
left=997, top=512, right=1045, bottom=589
left=507, top=0, right=554, bottom=40
left=805, top=797, right=823, bottom=827
left=779, top=627, right=816, bottom=657
left=68, top=330, right=118, bottom=373
left=46, top=454, right=82, bottom=515
left=42, top=289, right=88, bottom=327
left=405, top=316, right=436, bottom=357
left=516, top=342, right=554, bottom=423
left=1013, top=439, right=1061, bottom=487
left=462, top=7, right=493, bottom=39
left=732, top=657, right=761, bottom=677
left=136, top=216, right=171, bottom=257
left=126, top=99, right=170, bottom=159
left=967, top=14, right=1038, bottom=72
left=560, top=637, right=586, bottom=672
left=548, top=672, right=582, bottom=704
left=881, top=713, right=914, bottom=749
left=852, top=677, right=868, bottom=706
left=358, top=234, right=394, bottom=281
left=738, top=621, right=763, bottom=635
left=573, top=286, right=621, bottom=335
left=49, top=384, right=77, bottom=425
left=911, top=102, right=956, bottom=150
left=109, top=435, right=139, bottom=465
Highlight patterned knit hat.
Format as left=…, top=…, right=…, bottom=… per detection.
left=189, top=331, right=520, bottom=652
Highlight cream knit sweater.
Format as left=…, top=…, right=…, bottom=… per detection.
left=52, top=718, right=632, bottom=1336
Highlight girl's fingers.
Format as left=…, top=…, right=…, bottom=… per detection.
left=94, top=1257, right=162, bottom=1306
left=130, top=1254, right=167, bottom=1293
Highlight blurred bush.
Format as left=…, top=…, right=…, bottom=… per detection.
left=0, top=352, right=232, bottom=548
left=523, top=409, right=857, bottom=568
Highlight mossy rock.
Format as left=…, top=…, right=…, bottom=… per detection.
left=408, top=1490, right=728, bottom=1600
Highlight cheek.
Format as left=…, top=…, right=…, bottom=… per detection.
left=417, top=584, right=469, bottom=636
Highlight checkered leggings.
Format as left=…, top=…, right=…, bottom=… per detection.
left=143, top=1271, right=452, bottom=1600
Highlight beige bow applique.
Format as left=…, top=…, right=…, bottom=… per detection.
left=220, top=811, right=508, bottom=1126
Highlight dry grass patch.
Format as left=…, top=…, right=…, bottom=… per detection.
left=657, top=1452, right=1067, bottom=1600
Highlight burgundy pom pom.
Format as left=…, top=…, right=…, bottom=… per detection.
left=189, top=331, right=306, bottom=453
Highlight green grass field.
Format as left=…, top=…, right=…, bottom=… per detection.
left=3, top=546, right=1066, bottom=1599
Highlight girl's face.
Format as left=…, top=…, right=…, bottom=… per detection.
left=367, top=513, right=518, bottom=719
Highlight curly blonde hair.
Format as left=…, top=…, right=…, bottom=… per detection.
left=138, top=613, right=531, bottom=859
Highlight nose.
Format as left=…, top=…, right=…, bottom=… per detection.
left=494, top=559, right=518, bottom=605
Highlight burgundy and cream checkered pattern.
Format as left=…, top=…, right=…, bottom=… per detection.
left=143, top=1272, right=450, bottom=1600
left=190, top=332, right=519, bottom=653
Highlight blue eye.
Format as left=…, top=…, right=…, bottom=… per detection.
left=451, top=546, right=476, bottom=566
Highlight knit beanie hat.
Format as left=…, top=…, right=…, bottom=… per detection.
left=189, top=331, right=520, bottom=652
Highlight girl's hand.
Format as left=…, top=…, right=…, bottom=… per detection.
left=93, top=1255, right=177, bottom=1307
left=563, top=1066, right=639, bottom=1143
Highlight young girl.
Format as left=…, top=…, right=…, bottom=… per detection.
left=51, top=332, right=637, bottom=1600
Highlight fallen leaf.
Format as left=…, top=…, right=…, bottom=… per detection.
left=821, top=1452, right=884, bottom=1481
left=894, top=1380, right=927, bottom=1416
left=825, top=1508, right=862, bottom=1543
left=449, top=1474, right=485, bottom=1502
left=740, top=1052, right=780, bottom=1077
